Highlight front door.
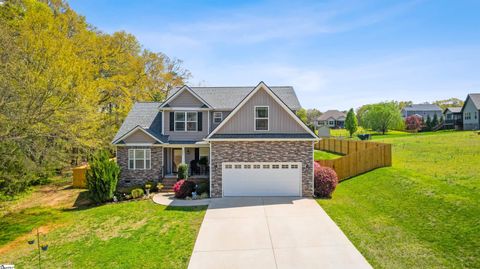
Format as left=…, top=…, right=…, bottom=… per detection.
left=172, top=148, right=182, bottom=173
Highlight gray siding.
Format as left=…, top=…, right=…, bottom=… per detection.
left=123, top=129, right=157, bottom=144
left=167, top=89, right=205, bottom=107
left=402, top=110, right=442, bottom=119
left=209, top=111, right=231, bottom=132
left=216, top=88, right=306, bottom=134
left=463, top=98, right=480, bottom=130
left=163, top=111, right=209, bottom=141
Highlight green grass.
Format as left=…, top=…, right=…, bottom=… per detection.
left=314, top=150, right=343, bottom=160
left=1, top=200, right=207, bottom=268
left=317, top=131, right=480, bottom=268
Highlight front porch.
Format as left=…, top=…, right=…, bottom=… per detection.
left=163, top=145, right=210, bottom=178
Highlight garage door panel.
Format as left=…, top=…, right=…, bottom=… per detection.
left=222, top=162, right=301, bottom=196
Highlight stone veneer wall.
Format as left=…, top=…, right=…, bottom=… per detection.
left=116, top=146, right=163, bottom=187
left=210, top=141, right=314, bottom=198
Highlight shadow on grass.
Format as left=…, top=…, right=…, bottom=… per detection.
left=164, top=205, right=208, bottom=212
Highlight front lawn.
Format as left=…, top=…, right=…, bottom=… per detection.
left=317, top=131, right=480, bottom=268
left=0, top=185, right=206, bottom=268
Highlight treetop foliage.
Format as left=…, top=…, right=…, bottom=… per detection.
left=0, top=0, right=190, bottom=199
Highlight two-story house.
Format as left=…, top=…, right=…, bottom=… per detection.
left=112, top=82, right=319, bottom=197
left=461, top=93, right=480, bottom=130
left=401, top=104, right=443, bottom=119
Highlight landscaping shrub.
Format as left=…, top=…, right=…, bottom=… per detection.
left=314, top=165, right=338, bottom=198
left=405, top=115, right=422, bottom=131
left=86, top=150, right=120, bottom=203
left=196, top=182, right=209, bottom=195
left=173, top=179, right=196, bottom=199
left=314, top=161, right=321, bottom=171
left=131, top=188, right=144, bottom=199
left=177, top=163, right=188, bottom=180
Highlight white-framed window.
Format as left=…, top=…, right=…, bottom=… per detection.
left=254, top=106, right=269, bottom=131
left=128, top=149, right=151, bottom=170
left=213, top=112, right=223, bottom=124
left=174, top=111, right=197, bottom=132
left=465, top=112, right=471, bottom=120
left=329, top=120, right=335, bottom=126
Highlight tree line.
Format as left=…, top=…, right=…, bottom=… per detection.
left=0, top=0, right=190, bottom=199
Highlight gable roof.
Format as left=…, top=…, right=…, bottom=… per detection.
left=167, top=86, right=301, bottom=110
left=444, top=107, right=462, bottom=114
left=402, top=104, right=442, bottom=111
left=206, top=82, right=318, bottom=140
left=467, top=93, right=480, bottom=109
left=112, top=102, right=167, bottom=144
left=160, top=85, right=212, bottom=108
left=317, top=110, right=346, bottom=121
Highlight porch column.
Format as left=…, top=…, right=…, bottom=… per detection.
left=181, top=147, right=185, bottom=164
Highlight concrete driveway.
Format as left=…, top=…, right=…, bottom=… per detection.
left=188, top=197, right=371, bottom=269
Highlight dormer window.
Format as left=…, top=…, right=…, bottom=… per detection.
left=175, top=111, right=197, bottom=131
left=255, top=106, right=269, bottom=131
left=213, top=112, right=223, bottom=124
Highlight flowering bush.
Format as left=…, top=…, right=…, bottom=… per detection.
left=173, top=179, right=196, bottom=199
left=314, top=164, right=338, bottom=198
left=405, top=115, right=422, bottom=131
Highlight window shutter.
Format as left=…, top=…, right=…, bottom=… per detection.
left=197, top=112, right=202, bottom=131
left=169, top=112, right=174, bottom=131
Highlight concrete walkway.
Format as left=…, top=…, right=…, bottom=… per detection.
left=188, top=197, right=371, bottom=269
left=152, top=192, right=211, bottom=206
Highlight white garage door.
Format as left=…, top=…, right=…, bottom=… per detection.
left=222, top=162, right=302, bottom=196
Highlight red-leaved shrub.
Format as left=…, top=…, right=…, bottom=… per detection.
left=173, top=179, right=196, bottom=199
left=314, top=161, right=321, bottom=171
left=405, top=115, right=423, bottom=131
left=314, top=164, right=338, bottom=198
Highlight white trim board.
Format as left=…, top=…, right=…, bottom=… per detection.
left=206, top=81, right=318, bottom=139
left=111, top=125, right=164, bottom=145
left=159, top=85, right=213, bottom=109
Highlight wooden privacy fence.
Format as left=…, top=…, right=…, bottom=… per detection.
left=72, top=164, right=88, bottom=188
left=315, top=139, right=392, bottom=181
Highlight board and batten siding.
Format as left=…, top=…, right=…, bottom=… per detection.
left=463, top=97, right=480, bottom=130
left=216, top=88, right=306, bottom=134
left=209, top=111, right=231, bottom=132
left=163, top=111, right=209, bottom=141
left=122, top=129, right=157, bottom=144
left=167, top=89, right=205, bottom=107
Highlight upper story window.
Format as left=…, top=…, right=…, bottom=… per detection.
left=213, top=112, right=223, bottom=124
left=128, top=149, right=151, bottom=170
left=254, top=106, right=269, bottom=131
left=175, top=111, right=197, bottom=131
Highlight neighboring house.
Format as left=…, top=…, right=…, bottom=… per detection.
left=461, top=93, right=480, bottom=130
left=314, top=110, right=346, bottom=129
left=112, top=82, right=319, bottom=197
left=443, top=107, right=463, bottom=130
left=401, top=104, right=443, bottom=119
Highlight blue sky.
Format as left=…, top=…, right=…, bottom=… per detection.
left=70, top=0, right=480, bottom=110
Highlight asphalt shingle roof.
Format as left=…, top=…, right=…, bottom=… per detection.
left=112, top=102, right=168, bottom=143
left=468, top=93, right=480, bottom=109
left=168, top=86, right=301, bottom=110
left=402, top=104, right=442, bottom=111
left=445, top=107, right=462, bottom=113
left=317, top=110, right=346, bottom=121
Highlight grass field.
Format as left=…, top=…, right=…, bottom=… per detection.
left=314, top=150, right=343, bottom=160
left=317, top=131, right=480, bottom=268
left=0, top=183, right=206, bottom=268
